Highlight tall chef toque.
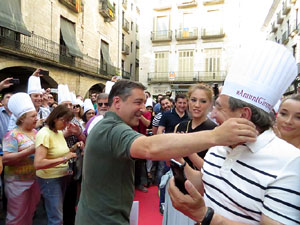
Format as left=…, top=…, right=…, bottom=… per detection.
left=8, top=93, right=35, bottom=119
left=27, top=76, right=43, bottom=95
left=58, top=84, right=72, bottom=104
left=83, top=99, right=94, bottom=114
left=221, top=40, right=297, bottom=113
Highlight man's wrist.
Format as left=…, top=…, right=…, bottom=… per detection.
left=195, top=207, right=214, bottom=225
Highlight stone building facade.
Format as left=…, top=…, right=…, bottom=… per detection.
left=0, top=0, right=140, bottom=97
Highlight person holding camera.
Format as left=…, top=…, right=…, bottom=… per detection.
left=34, top=105, right=83, bottom=225
left=0, top=77, right=13, bottom=92
left=7, top=69, right=50, bottom=131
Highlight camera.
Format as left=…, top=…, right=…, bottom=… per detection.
left=9, top=78, right=20, bottom=85
left=39, top=69, right=49, bottom=76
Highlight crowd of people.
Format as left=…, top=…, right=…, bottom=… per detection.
left=0, top=39, right=299, bottom=225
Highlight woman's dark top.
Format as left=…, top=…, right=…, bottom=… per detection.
left=175, top=119, right=217, bottom=169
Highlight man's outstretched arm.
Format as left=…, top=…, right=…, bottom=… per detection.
left=130, top=118, right=258, bottom=160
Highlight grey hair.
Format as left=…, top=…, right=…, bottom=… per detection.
left=228, top=97, right=272, bottom=132
left=97, top=93, right=108, bottom=101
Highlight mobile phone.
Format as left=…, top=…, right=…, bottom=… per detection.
left=9, top=78, right=20, bottom=85
left=50, top=88, right=58, bottom=94
left=170, top=159, right=188, bottom=194
left=39, top=69, right=49, bottom=76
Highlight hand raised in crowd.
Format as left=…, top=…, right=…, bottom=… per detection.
left=211, top=118, right=258, bottom=146
left=65, top=123, right=81, bottom=137
left=0, top=77, right=13, bottom=91
left=168, top=178, right=207, bottom=223
left=32, top=68, right=43, bottom=77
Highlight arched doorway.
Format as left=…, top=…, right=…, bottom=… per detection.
left=85, top=83, right=105, bottom=98
left=0, top=66, right=58, bottom=93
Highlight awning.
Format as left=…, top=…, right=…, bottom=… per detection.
left=60, top=18, right=83, bottom=58
left=101, top=41, right=111, bottom=64
left=0, top=0, right=31, bottom=36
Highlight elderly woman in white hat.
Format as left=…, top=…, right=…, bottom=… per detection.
left=2, top=93, right=41, bottom=225
left=82, top=99, right=95, bottom=128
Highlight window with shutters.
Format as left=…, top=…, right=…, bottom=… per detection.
left=155, top=52, right=169, bottom=76
left=204, top=48, right=221, bottom=72
left=178, top=50, right=194, bottom=79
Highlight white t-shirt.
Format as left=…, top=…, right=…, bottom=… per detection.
left=202, top=129, right=300, bottom=224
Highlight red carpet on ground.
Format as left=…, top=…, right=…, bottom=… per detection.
left=134, top=186, right=163, bottom=225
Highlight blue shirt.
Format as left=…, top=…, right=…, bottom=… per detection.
left=0, top=106, right=10, bottom=153
left=158, top=108, right=189, bottom=133
left=153, top=103, right=161, bottom=114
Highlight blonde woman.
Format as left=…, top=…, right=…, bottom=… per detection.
left=163, top=84, right=216, bottom=225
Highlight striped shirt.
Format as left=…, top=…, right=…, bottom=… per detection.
left=202, top=129, right=300, bottom=224
left=152, top=112, right=163, bottom=127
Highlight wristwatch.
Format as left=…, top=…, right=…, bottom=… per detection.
left=63, top=156, right=67, bottom=163
left=194, top=207, right=214, bottom=225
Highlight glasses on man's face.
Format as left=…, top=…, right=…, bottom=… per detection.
left=98, top=102, right=109, bottom=107
left=73, top=105, right=81, bottom=109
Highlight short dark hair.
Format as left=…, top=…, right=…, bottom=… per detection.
left=145, top=91, right=151, bottom=97
left=175, top=93, right=187, bottom=102
left=160, top=95, right=171, bottom=104
left=108, top=80, right=146, bottom=106
left=45, top=104, right=74, bottom=131
left=228, top=97, right=272, bottom=132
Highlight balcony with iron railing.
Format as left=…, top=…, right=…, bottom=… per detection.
left=151, top=30, right=172, bottom=42
left=122, top=42, right=129, bottom=55
left=99, top=0, right=115, bottom=22
left=147, top=71, right=227, bottom=83
left=122, top=18, right=130, bottom=32
left=136, top=39, right=139, bottom=49
left=175, top=27, right=198, bottom=41
left=201, top=27, right=225, bottom=39
left=122, top=69, right=131, bottom=79
left=100, top=62, right=118, bottom=76
left=277, top=11, right=284, bottom=24
left=283, top=0, right=291, bottom=15
left=0, top=31, right=117, bottom=78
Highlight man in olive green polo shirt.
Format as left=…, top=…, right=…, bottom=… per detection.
left=75, top=80, right=257, bottom=225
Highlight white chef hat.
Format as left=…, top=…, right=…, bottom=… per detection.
left=70, top=92, right=77, bottom=105
left=58, top=84, right=72, bottom=104
left=145, top=98, right=153, bottom=108
left=83, top=99, right=94, bottom=114
left=105, top=81, right=115, bottom=94
left=74, top=98, right=83, bottom=107
left=27, top=76, right=43, bottom=95
left=8, top=93, right=36, bottom=119
left=221, top=40, right=297, bottom=113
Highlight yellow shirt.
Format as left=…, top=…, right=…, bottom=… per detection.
left=35, top=126, right=69, bottom=178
